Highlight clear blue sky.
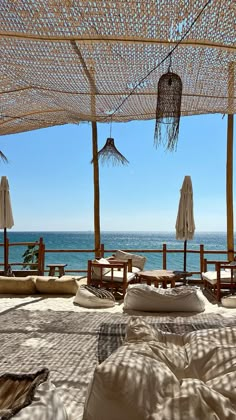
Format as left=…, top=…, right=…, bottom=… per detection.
left=0, top=113, right=234, bottom=232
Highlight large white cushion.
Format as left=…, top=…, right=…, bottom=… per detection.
left=92, top=258, right=111, bottom=279
left=123, top=284, right=205, bottom=312
left=83, top=318, right=236, bottom=420
left=74, top=285, right=115, bottom=308
left=115, top=250, right=146, bottom=270
left=0, top=276, right=36, bottom=294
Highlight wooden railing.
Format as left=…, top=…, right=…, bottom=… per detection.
left=0, top=237, right=45, bottom=275
left=0, top=238, right=233, bottom=280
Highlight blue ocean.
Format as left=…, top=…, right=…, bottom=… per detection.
left=0, top=231, right=231, bottom=275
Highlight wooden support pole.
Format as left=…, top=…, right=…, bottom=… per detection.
left=227, top=114, right=234, bottom=260
left=92, top=121, right=101, bottom=258
left=70, top=41, right=101, bottom=258
left=226, top=62, right=234, bottom=261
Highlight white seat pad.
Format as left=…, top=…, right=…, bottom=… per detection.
left=202, top=270, right=236, bottom=286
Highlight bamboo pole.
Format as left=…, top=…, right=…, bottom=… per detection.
left=226, top=62, right=234, bottom=261
left=227, top=114, right=234, bottom=260
left=92, top=121, right=101, bottom=257
left=70, top=41, right=101, bottom=256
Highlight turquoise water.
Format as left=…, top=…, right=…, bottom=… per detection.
left=0, top=231, right=231, bottom=274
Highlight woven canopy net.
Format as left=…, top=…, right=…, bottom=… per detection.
left=0, top=0, right=235, bottom=136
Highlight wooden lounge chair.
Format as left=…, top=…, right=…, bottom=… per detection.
left=202, top=259, right=236, bottom=301
left=87, top=258, right=137, bottom=297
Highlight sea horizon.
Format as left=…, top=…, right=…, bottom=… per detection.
left=6, top=230, right=230, bottom=234
left=0, top=231, right=233, bottom=275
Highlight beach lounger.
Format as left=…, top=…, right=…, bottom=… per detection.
left=202, top=259, right=236, bottom=301
left=87, top=250, right=146, bottom=298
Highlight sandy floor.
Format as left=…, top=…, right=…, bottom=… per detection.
left=0, top=286, right=236, bottom=316
left=1, top=286, right=236, bottom=419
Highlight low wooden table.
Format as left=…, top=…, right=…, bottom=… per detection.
left=47, top=264, right=67, bottom=277
left=136, top=269, right=180, bottom=288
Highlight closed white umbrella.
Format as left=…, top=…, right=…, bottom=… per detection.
left=0, top=176, right=14, bottom=273
left=175, top=176, right=195, bottom=271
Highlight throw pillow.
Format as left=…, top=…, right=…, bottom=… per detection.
left=92, top=258, right=111, bottom=279
left=74, top=285, right=115, bottom=308
left=8, top=370, right=68, bottom=420
left=115, top=250, right=146, bottom=270
left=0, top=368, right=49, bottom=419
left=224, top=261, right=236, bottom=278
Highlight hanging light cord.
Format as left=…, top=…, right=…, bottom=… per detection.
left=109, top=0, right=212, bottom=119
left=1, top=0, right=212, bottom=125
left=109, top=117, right=112, bottom=137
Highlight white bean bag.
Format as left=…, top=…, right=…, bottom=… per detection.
left=124, top=284, right=205, bottom=312
left=74, top=285, right=115, bottom=308
left=83, top=318, right=236, bottom=420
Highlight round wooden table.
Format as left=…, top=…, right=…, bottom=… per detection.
left=136, top=269, right=182, bottom=288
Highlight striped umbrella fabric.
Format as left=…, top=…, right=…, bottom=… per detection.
left=0, top=176, right=14, bottom=272
left=175, top=176, right=195, bottom=271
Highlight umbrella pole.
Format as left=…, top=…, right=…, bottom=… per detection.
left=3, top=227, right=8, bottom=274
left=184, top=239, right=187, bottom=272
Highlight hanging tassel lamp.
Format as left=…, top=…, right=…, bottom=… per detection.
left=94, top=137, right=129, bottom=166
left=91, top=118, right=129, bottom=166
left=154, top=60, right=182, bottom=151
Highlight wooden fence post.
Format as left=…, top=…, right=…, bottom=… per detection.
left=163, top=243, right=167, bottom=269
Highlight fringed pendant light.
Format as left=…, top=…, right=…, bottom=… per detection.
left=154, top=62, right=182, bottom=151
left=91, top=119, right=129, bottom=166
left=93, top=137, right=129, bottom=166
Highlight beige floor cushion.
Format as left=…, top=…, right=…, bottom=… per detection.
left=83, top=319, right=236, bottom=420
left=124, top=284, right=205, bottom=312
left=35, top=276, right=78, bottom=294
left=74, top=285, right=115, bottom=308
left=0, top=276, right=36, bottom=294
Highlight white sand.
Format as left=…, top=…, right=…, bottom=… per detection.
left=0, top=285, right=236, bottom=316
left=1, top=286, right=236, bottom=420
